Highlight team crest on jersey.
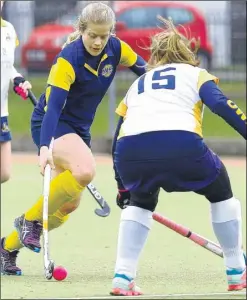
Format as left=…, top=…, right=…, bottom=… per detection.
left=1, top=122, right=9, bottom=133
left=102, top=64, right=113, bottom=77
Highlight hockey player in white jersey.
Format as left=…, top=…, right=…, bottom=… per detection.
left=1, top=0, right=32, bottom=185
left=111, top=16, right=246, bottom=296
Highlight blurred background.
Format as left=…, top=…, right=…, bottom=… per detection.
left=2, top=1, right=246, bottom=152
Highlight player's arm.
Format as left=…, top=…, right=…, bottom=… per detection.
left=11, top=66, right=22, bottom=81
left=12, top=67, right=27, bottom=98
left=112, top=100, right=131, bottom=208
left=112, top=100, right=128, bottom=189
left=198, top=71, right=246, bottom=139
left=40, top=56, right=76, bottom=147
left=112, top=116, right=124, bottom=188
left=10, top=23, right=22, bottom=82
left=119, top=40, right=146, bottom=76
left=9, top=25, right=32, bottom=99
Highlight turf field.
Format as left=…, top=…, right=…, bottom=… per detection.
left=1, top=154, right=246, bottom=299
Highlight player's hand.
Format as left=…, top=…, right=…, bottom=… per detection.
left=116, top=189, right=130, bottom=209
left=13, top=77, right=32, bottom=100
left=39, top=146, right=55, bottom=176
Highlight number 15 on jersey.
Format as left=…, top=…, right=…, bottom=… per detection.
left=138, top=67, right=176, bottom=94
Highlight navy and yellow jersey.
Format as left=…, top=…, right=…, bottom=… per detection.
left=32, top=36, right=146, bottom=147
left=115, top=64, right=246, bottom=140
left=112, top=69, right=246, bottom=189
left=199, top=81, right=246, bottom=139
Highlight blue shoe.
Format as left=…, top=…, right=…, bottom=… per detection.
left=0, top=238, right=22, bottom=276
left=110, top=273, right=142, bottom=296
left=14, top=214, right=42, bottom=253
left=227, top=267, right=246, bottom=291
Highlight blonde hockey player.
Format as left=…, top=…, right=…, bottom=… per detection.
left=111, top=16, right=246, bottom=296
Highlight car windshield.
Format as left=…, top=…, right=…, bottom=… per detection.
left=56, top=13, right=78, bottom=26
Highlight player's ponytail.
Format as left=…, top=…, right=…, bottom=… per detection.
left=63, top=1, right=115, bottom=48
left=147, top=16, right=200, bottom=70
left=63, top=30, right=81, bottom=48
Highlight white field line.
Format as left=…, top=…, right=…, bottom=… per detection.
left=51, top=291, right=246, bottom=300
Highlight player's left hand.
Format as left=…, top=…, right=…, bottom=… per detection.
left=13, top=77, right=32, bottom=100
left=116, top=189, right=130, bottom=209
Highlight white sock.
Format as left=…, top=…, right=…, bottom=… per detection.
left=210, top=197, right=245, bottom=270
left=114, top=206, right=153, bottom=279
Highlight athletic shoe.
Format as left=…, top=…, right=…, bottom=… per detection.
left=227, top=267, right=246, bottom=291
left=110, top=273, right=143, bottom=296
left=14, top=214, right=42, bottom=253
left=0, top=238, right=21, bottom=275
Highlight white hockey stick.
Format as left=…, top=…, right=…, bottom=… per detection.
left=42, top=139, right=55, bottom=280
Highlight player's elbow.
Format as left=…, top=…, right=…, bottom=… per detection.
left=129, top=56, right=147, bottom=76
left=209, top=100, right=227, bottom=115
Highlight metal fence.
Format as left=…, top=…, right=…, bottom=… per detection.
left=3, top=1, right=246, bottom=72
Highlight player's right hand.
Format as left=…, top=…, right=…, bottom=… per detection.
left=13, top=77, right=32, bottom=100
left=116, top=189, right=130, bottom=209
left=39, top=146, right=55, bottom=176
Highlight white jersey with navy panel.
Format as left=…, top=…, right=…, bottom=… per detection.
left=116, top=63, right=219, bottom=138
left=1, top=19, right=20, bottom=117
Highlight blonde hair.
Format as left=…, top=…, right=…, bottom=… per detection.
left=63, top=2, right=115, bottom=48
left=147, top=16, right=200, bottom=70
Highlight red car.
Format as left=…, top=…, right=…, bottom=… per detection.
left=21, top=1, right=213, bottom=72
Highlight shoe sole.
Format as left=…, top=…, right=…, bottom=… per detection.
left=1, top=270, right=22, bottom=276
left=14, top=218, right=41, bottom=253
left=228, top=281, right=246, bottom=291
left=110, top=288, right=143, bottom=296
left=228, top=285, right=245, bottom=291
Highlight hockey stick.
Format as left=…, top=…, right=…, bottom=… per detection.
left=152, top=212, right=223, bottom=257
left=42, top=139, right=55, bottom=280
left=28, top=91, right=111, bottom=217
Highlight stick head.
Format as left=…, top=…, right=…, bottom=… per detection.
left=44, top=260, right=54, bottom=280
left=87, top=183, right=111, bottom=217
left=94, top=204, right=110, bottom=217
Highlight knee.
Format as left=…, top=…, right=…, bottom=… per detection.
left=130, top=190, right=159, bottom=212
left=71, top=165, right=95, bottom=187
left=210, top=197, right=241, bottom=223
left=201, top=162, right=233, bottom=203
left=1, top=170, right=11, bottom=183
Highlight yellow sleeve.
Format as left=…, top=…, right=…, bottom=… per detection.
left=13, top=26, right=19, bottom=47
left=116, top=100, right=128, bottom=117
left=1, top=18, right=6, bottom=27
left=119, top=40, right=138, bottom=67
left=197, top=70, right=219, bottom=91
left=15, top=35, right=19, bottom=47
left=1, top=20, right=19, bottom=47
left=47, top=57, right=76, bottom=91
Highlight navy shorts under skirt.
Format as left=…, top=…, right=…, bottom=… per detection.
left=31, top=119, right=91, bottom=151
left=0, top=116, right=11, bottom=142
left=114, top=131, right=222, bottom=193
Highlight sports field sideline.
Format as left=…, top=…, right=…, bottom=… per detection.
left=11, top=152, right=246, bottom=166
left=1, top=154, right=246, bottom=299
